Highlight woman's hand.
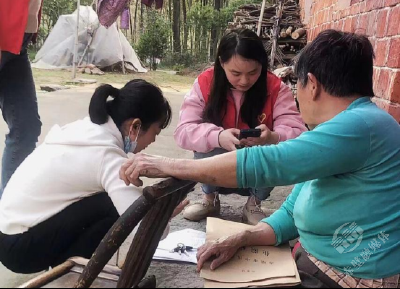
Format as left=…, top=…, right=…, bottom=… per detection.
left=219, top=129, right=241, bottom=151
left=197, top=234, right=245, bottom=272
left=119, top=153, right=171, bottom=187
left=240, top=125, right=273, bottom=147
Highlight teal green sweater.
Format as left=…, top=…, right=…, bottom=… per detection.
left=237, top=97, right=400, bottom=279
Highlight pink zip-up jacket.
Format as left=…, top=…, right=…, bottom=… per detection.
left=174, top=78, right=308, bottom=153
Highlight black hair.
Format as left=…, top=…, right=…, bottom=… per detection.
left=89, top=79, right=172, bottom=131
left=295, top=29, right=375, bottom=97
left=203, top=28, right=269, bottom=128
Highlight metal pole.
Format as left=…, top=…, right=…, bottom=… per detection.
left=72, top=0, right=81, bottom=79
left=257, top=0, right=267, bottom=36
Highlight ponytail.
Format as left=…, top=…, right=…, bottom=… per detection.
left=89, top=84, right=120, bottom=125
left=88, top=80, right=172, bottom=132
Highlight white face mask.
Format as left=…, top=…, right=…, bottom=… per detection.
left=124, top=125, right=141, bottom=154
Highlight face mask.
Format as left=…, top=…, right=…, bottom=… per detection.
left=124, top=125, right=141, bottom=154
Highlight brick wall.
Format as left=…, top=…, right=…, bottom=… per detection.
left=299, top=0, right=400, bottom=122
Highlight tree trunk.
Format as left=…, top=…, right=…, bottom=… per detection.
left=133, top=0, right=140, bottom=43
left=172, top=0, right=181, bottom=53
left=140, top=3, right=144, bottom=33
left=173, top=0, right=181, bottom=53
left=182, top=0, right=188, bottom=52
left=169, top=0, right=173, bottom=51
left=210, top=0, right=222, bottom=61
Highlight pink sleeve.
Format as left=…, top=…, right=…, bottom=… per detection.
left=174, top=79, right=224, bottom=153
left=273, top=83, right=308, bottom=142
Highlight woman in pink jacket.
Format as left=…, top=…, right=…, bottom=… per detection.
left=174, top=29, right=307, bottom=225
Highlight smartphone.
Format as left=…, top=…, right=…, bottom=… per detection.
left=239, top=129, right=262, bottom=140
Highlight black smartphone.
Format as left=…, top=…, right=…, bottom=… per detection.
left=239, top=129, right=262, bottom=140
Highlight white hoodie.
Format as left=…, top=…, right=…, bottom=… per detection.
left=0, top=117, right=142, bottom=235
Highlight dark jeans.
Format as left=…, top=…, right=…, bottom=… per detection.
left=194, top=148, right=274, bottom=200
left=0, top=193, right=119, bottom=274
left=0, top=34, right=42, bottom=197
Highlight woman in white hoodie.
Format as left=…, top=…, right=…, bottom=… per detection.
left=0, top=79, right=174, bottom=274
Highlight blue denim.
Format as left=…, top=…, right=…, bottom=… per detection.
left=194, top=148, right=274, bottom=200
left=0, top=34, right=42, bottom=197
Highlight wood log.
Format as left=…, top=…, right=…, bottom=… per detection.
left=280, top=28, right=287, bottom=38
left=286, top=26, right=293, bottom=35
left=291, top=28, right=306, bottom=39
left=19, top=260, right=75, bottom=288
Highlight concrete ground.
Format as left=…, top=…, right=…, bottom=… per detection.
left=0, top=85, right=291, bottom=288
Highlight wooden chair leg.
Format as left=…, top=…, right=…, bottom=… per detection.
left=117, top=187, right=191, bottom=288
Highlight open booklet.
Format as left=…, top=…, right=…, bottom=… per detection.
left=201, top=218, right=301, bottom=288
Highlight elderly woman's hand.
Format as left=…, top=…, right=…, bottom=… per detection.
left=119, top=153, right=172, bottom=186
left=196, top=234, right=245, bottom=272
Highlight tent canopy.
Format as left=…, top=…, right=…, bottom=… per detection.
left=33, top=6, right=147, bottom=73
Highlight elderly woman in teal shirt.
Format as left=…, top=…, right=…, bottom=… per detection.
left=120, top=30, right=400, bottom=287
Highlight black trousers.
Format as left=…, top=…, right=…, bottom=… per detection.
left=294, top=246, right=342, bottom=288
left=0, top=193, right=119, bottom=274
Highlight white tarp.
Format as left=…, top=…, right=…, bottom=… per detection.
left=33, top=6, right=147, bottom=73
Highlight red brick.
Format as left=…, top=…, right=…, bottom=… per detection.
left=388, top=104, right=400, bottom=123
left=375, top=69, right=392, bottom=99
left=360, top=1, right=367, bottom=12
left=333, top=10, right=340, bottom=21
left=389, top=71, right=400, bottom=103
left=314, top=0, right=323, bottom=13
left=373, top=98, right=400, bottom=122
left=352, top=15, right=360, bottom=32
left=357, top=13, right=369, bottom=34
left=326, top=8, right=333, bottom=22
left=387, top=5, right=400, bottom=36
left=344, top=17, right=353, bottom=32
left=376, top=9, right=389, bottom=37
left=321, top=11, right=326, bottom=25
left=375, top=39, right=389, bottom=66
left=332, top=21, right=340, bottom=30
left=373, top=68, right=381, bottom=95
left=351, top=3, right=361, bottom=15
left=323, top=23, right=331, bottom=30
left=369, top=37, right=376, bottom=50
left=338, top=19, right=345, bottom=31
left=387, top=37, right=400, bottom=68
left=367, top=11, right=378, bottom=36
left=384, top=0, right=400, bottom=7
left=317, top=11, right=324, bottom=25
left=366, top=0, right=375, bottom=11
left=366, top=0, right=385, bottom=11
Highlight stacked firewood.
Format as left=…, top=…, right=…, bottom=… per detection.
left=229, top=0, right=307, bottom=67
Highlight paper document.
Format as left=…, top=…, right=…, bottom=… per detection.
left=153, top=229, right=206, bottom=264
left=200, top=218, right=301, bottom=287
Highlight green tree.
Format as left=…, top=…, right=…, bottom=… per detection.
left=41, top=0, right=93, bottom=37
left=136, top=10, right=170, bottom=71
